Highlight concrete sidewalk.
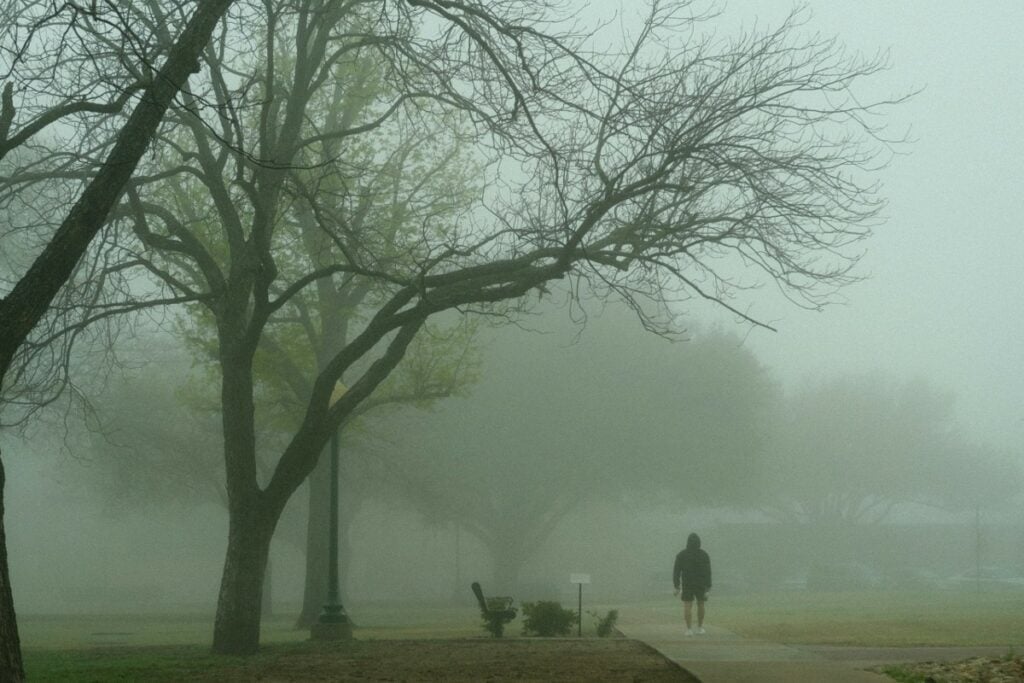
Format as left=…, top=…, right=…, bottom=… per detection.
left=616, top=604, right=996, bottom=683
left=618, top=605, right=1022, bottom=682
left=618, top=619, right=889, bottom=682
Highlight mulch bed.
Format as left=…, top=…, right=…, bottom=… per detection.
left=875, top=655, right=1024, bottom=683
left=105, top=638, right=701, bottom=682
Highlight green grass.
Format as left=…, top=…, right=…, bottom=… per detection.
left=19, top=613, right=307, bottom=650
left=21, top=591, right=1024, bottom=652
left=18, top=591, right=1024, bottom=679
left=334, top=603, right=489, bottom=639
left=19, top=608, right=487, bottom=682
left=704, top=590, right=1024, bottom=646
left=20, top=613, right=302, bottom=682
left=877, top=665, right=927, bottom=683
left=27, top=643, right=232, bottom=682
left=19, top=605, right=491, bottom=649
left=23, top=640, right=401, bottom=682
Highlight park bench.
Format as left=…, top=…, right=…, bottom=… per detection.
left=471, top=581, right=517, bottom=637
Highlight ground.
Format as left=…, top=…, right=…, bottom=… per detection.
left=26, top=638, right=701, bottom=682
left=19, top=593, right=1024, bottom=681
left=26, top=637, right=1024, bottom=682
left=876, top=655, right=1024, bottom=683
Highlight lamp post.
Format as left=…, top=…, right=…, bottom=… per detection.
left=311, top=382, right=352, bottom=641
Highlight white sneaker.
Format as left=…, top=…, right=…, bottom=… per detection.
left=685, top=628, right=694, bottom=636
left=696, top=627, right=706, bottom=635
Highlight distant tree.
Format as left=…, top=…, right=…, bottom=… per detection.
left=759, top=375, right=1015, bottom=526
left=375, top=307, right=777, bottom=591
left=84, top=349, right=226, bottom=511
left=923, top=440, right=1022, bottom=515
left=79, top=336, right=306, bottom=618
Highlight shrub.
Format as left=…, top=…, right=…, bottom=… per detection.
left=521, top=601, right=576, bottom=637
left=589, top=609, right=619, bottom=638
left=481, top=612, right=508, bottom=638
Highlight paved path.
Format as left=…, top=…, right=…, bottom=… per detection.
left=617, top=606, right=1020, bottom=683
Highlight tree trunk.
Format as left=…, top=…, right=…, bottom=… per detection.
left=0, top=456, right=24, bottom=682
left=261, top=557, right=273, bottom=618
left=212, top=506, right=274, bottom=655
left=209, top=281, right=282, bottom=650
left=0, top=2, right=239, bottom=672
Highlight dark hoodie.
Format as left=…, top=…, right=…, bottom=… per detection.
left=673, top=532, right=712, bottom=591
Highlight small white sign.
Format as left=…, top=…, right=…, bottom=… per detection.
left=569, top=573, right=591, bottom=585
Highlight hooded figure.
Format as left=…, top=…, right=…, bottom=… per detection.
left=672, top=532, right=712, bottom=635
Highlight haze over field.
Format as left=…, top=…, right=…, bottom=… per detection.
left=711, top=1, right=1024, bottom=454
left=0, top=0, right=1021, bottom=638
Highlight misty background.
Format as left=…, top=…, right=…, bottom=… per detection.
left=3, top=0, right=1023, bottom=615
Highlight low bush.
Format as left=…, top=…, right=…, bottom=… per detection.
left=521, top=601, right=576, bottom=637
left=590, top=609, right=619, bottom=638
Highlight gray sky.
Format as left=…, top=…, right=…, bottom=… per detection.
left=611, top=0, right=1024, bottom=451
left=750, top=1, right=1024, bottom=451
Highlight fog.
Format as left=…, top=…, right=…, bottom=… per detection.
left=710, top=0, right=1024, bottom=452
left=5, top=299, right=1021, bottom=613
left=2, top=0, right=1023, bottom=632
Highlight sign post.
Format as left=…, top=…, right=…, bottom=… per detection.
left=569, top=573, right=591, bottom=637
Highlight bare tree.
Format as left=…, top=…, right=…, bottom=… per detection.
left=0, top=1, right=242, bottom=677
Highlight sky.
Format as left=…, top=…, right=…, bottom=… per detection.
left=750, top=1, right=1024, bottom=451
left=598, top=0, right=1024, bottom=452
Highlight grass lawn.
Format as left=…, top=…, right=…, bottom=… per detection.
left=26, top=643, right=247, bottom=682
left=21, top=591, right=1024, bottom=651
left=18, top=591, right=1024, bottom=679
left=19, top=606, right=485, bottom=650
left=703, top=590, right=1024, bottom=646
left=19, top=605, right=520, bottom=680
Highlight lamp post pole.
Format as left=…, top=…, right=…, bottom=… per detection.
left=311, top=385, right=352, bottom=641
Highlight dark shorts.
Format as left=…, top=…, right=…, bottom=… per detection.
left=681, top=587, right=707, bottom=602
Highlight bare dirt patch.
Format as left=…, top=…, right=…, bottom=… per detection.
left=876, top=655, right=1024, bottom=683
left=226, top=639, right=698, bottom=682
left=32, top=638, right=699, bottom=682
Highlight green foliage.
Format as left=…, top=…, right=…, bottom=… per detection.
left=480, top=612, right=508, bottom=638
left=588, top=609, right=620, bottom=638
left=521, top=601, right=576, bottom=637
left=475, top=592, right=517, bottom=638
left=24, top=645, right=228, bottom=682
left=878, top=666, right=926, bottom=683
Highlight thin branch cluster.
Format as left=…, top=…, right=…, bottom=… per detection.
left=0, top=0, right=905, bottom=507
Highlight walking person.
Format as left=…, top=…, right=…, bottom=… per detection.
left=673, top=532, right=711, bottom=636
